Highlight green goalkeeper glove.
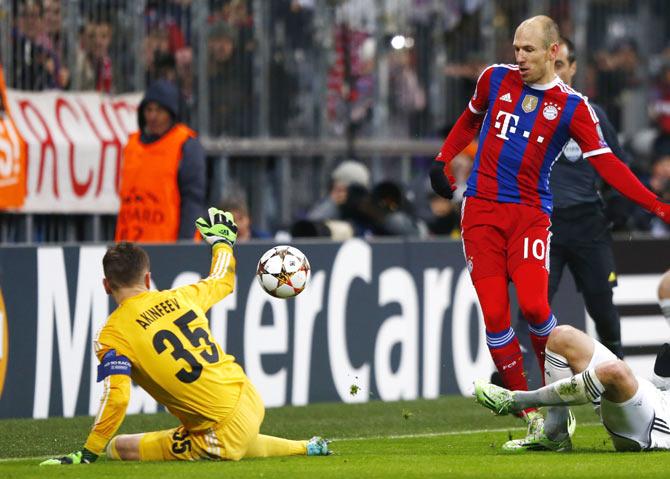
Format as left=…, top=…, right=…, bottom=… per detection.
left=40, top=448, right=98, bottom=465
left=195, top=207, right=238, bottom=247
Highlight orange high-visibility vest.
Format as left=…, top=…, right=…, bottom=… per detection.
left=115, top=124, right=195, bottom=242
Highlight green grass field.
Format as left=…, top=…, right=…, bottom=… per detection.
left=2, top=397, right=670, bottom=478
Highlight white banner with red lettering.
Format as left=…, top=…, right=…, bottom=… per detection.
left=6, top=90, right=141, bottom=213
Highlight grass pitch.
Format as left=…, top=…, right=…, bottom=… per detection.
left=2, top=396, right=670, bottom=478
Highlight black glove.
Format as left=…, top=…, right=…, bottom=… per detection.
left=429, top=160, right=456, bottom=200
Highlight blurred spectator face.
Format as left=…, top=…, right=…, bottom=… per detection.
left=145, top=30, right=171, bottom=66
left=44, top=0, right=61, bottom=36
left=554, top=43, right=576, bottom=86
left=92, top=23, right=112, bottom=59
left=451, top=153, right=473, bottom=184
left=175, top=47, right=193, bottom=90
left=225, top=0, right=250, bottom=26
left=18, top=1, right=43, bottom=40
left=429, top=195, right=455, bottom=217
left=651, top=155, right=670, bottom=196
left=230, top=208, right=251, bottom=242
left=513, top=22, right=555, bottom=84
left=80, top=22, right=96, bottom=54
left=617, top=43, right=639, bottom=70
left=209, top=34, right=235, bottom=63
left=143, top=102, right=173, bottom=136
left=330, top=182, right=349, bottom=205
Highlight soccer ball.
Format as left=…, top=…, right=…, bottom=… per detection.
left=256, top=245, right=311, bottom=298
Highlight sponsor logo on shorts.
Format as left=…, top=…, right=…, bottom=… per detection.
left=467, top=256, right=474, bottom=273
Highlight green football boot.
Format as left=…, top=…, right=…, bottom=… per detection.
left=502, top=409, right=576, bottom=452
left=473, top=378, right=517, bottom=415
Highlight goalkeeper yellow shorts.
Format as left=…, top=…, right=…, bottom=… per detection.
left=138, top=380, right=265, bottom=461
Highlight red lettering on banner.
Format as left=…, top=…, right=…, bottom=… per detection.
left=56, top=98, right=93, bottom=197
left=18, top=99, right=59, bottom=197
left=78, top=99, right=122, bottom=195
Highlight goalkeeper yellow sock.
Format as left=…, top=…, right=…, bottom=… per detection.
left=243, top=434, right=307, bottom=458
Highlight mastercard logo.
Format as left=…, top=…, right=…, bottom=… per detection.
left=0, top=287, right=7, bottom=399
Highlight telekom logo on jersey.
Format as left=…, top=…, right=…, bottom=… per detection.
left=494, top=110, right=545, bottom=144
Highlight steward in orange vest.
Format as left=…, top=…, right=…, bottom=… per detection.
left=116, top=80, right=206, bottom=242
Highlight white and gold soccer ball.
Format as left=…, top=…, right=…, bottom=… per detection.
left=256, top=245, right=311, bottom=298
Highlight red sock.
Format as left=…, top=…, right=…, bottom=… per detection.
left=475, top=275, right=535, bottom=416
left=487, top=333, right=528, bottom=392
left=512, top=264, right=556, bottom=386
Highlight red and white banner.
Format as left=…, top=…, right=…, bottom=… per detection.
left=5, top=90, right=141, bottom=213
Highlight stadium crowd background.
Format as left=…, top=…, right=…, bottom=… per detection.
left=1, top=0, right=669, bottom=242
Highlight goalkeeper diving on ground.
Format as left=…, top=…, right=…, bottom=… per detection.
left=41, top=207, right=331, bottom=465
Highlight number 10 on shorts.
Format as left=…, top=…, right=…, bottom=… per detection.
left=523, top=236, right=546, bottom=260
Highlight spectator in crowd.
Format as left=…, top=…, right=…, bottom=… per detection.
left=145, top=27, right=173, bottom=85
left=73, top=18, right=113, bottom=92
left=43, top=0, right=70, bottom=88
left=12, top=0, right=66, bottom=90
left=592, top=39, right=642, bottom=130
left=425, top=191, right=460, bottom=238
left=43, top=0, right=62, bottom=51
left=146, top=0, right=190, bottom=53
left=370, top=180, right=426, bottom=237
left=218, top=195, right=271, bottom=242
left=208, top=21, right=249, bottom=136
left=307, top=160, right=371, bottom=222
left=388, top=47, right=427, bottom=138
left=73, top=21, right=96, bottom=90
left=115, top=79, right=206, bottom=242
left=209, top=0, right=255, bottom=135
left=635, top=154, right=670, bottom=237
left=327, top=29, right=376, bottom=138
left=650, top=64, right=670, bottom=157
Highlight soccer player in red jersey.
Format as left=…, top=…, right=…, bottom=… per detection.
left=430, top=15, right=670, bottom=436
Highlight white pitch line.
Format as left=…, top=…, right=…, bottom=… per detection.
left=333, top=422, right=602, bottom=442
left=0, top=422, right=604, bottom=463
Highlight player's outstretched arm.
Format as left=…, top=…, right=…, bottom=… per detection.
left=179, top=207, right=238, bottom=311
left=587, top=152, right=670, bottom=223
left=430, top=108, right=483, bottom=199
left=41, top=350, right=132, bottom=465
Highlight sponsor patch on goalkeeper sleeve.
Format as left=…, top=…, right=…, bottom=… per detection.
left=97, top=349, right=132, bottom=382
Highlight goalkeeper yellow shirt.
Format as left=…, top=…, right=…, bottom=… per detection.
left=85, top=244, right=246, bottom=454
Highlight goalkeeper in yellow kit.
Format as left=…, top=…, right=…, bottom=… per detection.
left=41, top=207, right=330, bottom=465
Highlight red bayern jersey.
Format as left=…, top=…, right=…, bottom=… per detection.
left=465, top=64, right=610, bottom=213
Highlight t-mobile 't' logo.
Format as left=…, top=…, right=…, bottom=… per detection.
left=494, top=110, right=520, bottom=140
